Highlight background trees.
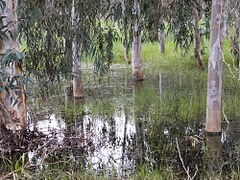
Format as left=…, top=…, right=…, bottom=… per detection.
left=0, top=0, right=117, bottom=131
left=0, top=0, right=239, bottom=134
left=1, top=1, right=240, bottom=179
left=19, top=0, right=116, bottom=96
left=228, top=0, right=240, bottom=74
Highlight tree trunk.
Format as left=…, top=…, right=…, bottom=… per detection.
left=121, top=0, right=131, bottom=64
left=237, top=27, right=240, bottom=78
left=159, top=73, right=163, bottom=94
left=72, top=39, right=83, bottom=99
left=132, top=0, right=144, bottom=81
left=158, top=19, right=165, bottom=54
left=0, top=0, right=27, bottom=131
left=124, top=46, right=131, bottom=64
left=205, top=0, right=225, bottom=133
left=71, top=0, right=83, bottom=99
left=193, top=7, right=205, bottom=68
left=158, top=29, right=165, bottom=54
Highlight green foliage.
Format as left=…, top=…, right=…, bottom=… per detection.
left=19, top=0, right=118, bottom=96
left=0, top=5, right=32, bottom=95
left=91, top=22, right=115, bottom=76
left=169, top=0, right=192, bottom=51
left=168, top=0, right=211, bottom=52
left=0, top=48, right=33, bottom=94
left=1, top=49, right=23, bottom=66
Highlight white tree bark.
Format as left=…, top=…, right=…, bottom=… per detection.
left=0, top=0, right=27, bottom=131
left=158, top=19, right=165, bottom=54
left=159, top=73, right=163, bottom=94
left=132, top=0, right=144, bottom=81
left=71, top=0, right=83, bottom=98
left=206, top=0, right=226, bottom=133
left=72, top=40, right=83, bottom=98
left=158, top=29, right=165, bottom=54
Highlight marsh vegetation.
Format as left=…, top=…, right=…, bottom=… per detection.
left=1, top=0, right=240, bottom=179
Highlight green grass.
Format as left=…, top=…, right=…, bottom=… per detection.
left=112, top=37, right=237, bottom=73
left=9, top=38, right=240, bottom=180
left=112, top=38, right=199, bottom=72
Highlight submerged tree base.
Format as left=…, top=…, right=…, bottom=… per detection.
left=133, top=69, right=144, bottom=81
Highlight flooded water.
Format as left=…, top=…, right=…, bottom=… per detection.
left=3, top=66, right=240, bottom=179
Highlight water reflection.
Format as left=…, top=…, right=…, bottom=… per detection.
left=30, top=104, right=138, bottom=176
left=82, top=105, right=136, bottom=176
left=205, top=135, right=223, bottom=176
left=30, top=114, right=66, bottom=143
left=27, top=71, right=240, bottom=178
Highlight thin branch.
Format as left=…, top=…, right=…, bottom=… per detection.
left=222, top=55, right=236, bottom=79
left=222, top=103, right=229, bottom=124
left=175, top=137, right=198, bottom=180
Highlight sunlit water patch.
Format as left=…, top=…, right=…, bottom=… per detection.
left=30, top=114, right=66, bottom=143
left=81, top=105, right=137, bottom=176
left=29, top=101, right=143, bottom=177
left=23, top=71, right=240, bottom=178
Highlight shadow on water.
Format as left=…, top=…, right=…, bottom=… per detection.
left=1, top=68, right=240, bottom=179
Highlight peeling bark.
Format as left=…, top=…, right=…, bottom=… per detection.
left=0, top=0, right=27, bottom=131
left=205, top=0, right=225, bottom=133
left=132, top=0, right=144, bottom=81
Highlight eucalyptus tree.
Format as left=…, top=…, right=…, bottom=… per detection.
left=193, top=0, right=205, bottom=68
left=132, top=0, right=144, bottom=81
left=0, top=0, right=116, bottom=131
left=116, top=0, right=144, bottom=80
left=120, top=0, right=132, bottom=64
left=19, top=0, right=115, bottom=98
left=144, top=0, right=173, bottom=54
left=117, top=0, right=165, bottom=80
left=169, top=0, right=211, bottom=68
left=158, top=20, right=165, bottom=54
left=0, top=0, right=27, bottom=131
left=150, top=0, right=174, bottom=53
left=19, top=1, right=67, bottom=97
left=117, top=0, right=173, bottom=79
left=205, top=0, right=226, bottom=133
left=71, top=0, right=83, bottom=98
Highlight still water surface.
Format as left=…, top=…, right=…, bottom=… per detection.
left=28, top=68, right=240, bottom=178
